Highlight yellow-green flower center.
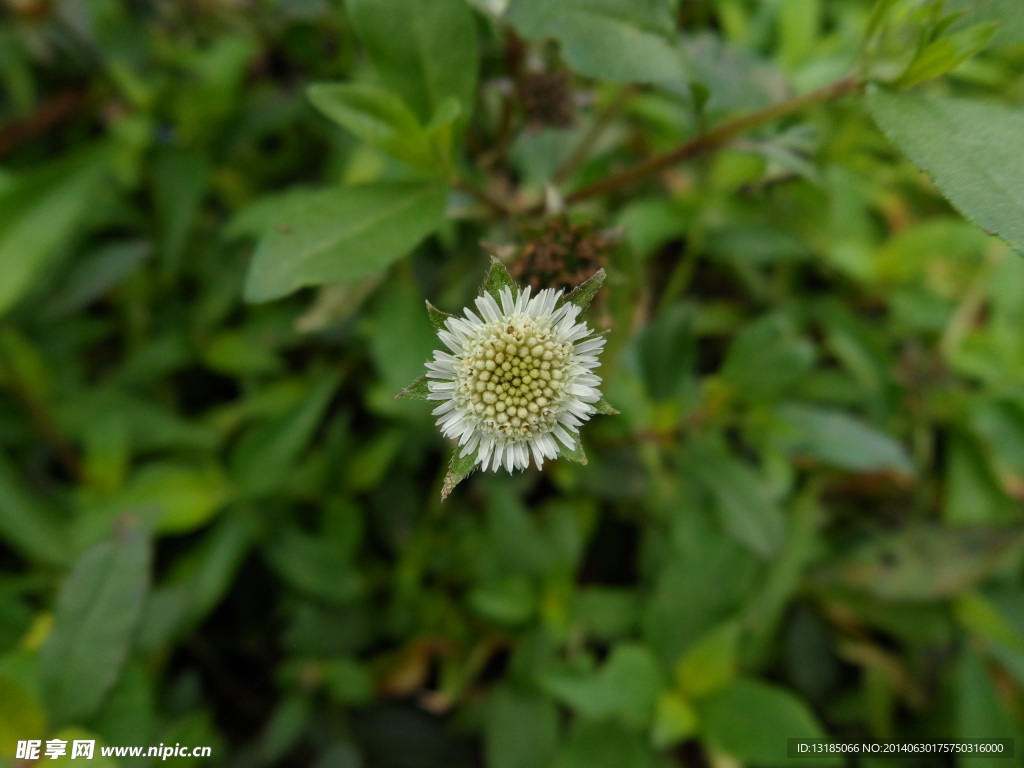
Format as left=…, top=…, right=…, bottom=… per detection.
left=455, top=317, right=571, bottom=439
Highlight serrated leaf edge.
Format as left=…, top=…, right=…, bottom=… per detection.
left=396, top=374, right=431, bottom=400
left=441, top=449, right=478, bottom=501
left=482, top=254, right=520, bottom=305
left=559, top=268, right=606, bottom=311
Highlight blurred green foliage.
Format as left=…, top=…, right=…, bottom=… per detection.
left=1, top=0, right=1024, bottom=766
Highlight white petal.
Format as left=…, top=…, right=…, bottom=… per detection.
left=460, top=433, right=480, bottom=457
left=515, top=285, right=532, bottom=314
left=574, top=337, right=605, bottom=354
left=476, top=293, right=502, bottom=323
left=437, top=330, right=461, bottom=352
left=552, top=424, right=574, bottom=448
left=530, top=439, right=545, bottom=470
left=479, top=437, right=495, bottom=469
left=431, top=399, right=458, bottom=416
left=503, top=441, right=515, bottom=473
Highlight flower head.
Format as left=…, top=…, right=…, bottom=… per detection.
left=398, top=259, right=614, bottom=499
left=427, top=284, right=605, bottom=473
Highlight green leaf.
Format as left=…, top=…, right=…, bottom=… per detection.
left=953, top=592, right=1024, bottom=656
left=0, top=149, right=108, bottom=317
left=778, top=0, right=819, bottom=69
left=720, top=314, right=814, bottom=403
left=307, top=82, right=450, bottom=174
left=970, top=398, right=1024, bottom=478
left=772, top=403, right=913, bottom=474
left=697, top=678, right=837, bottom=768
left=136, top=513, right=255, bottom=650
left=650, top=692, right=698, bottom=750
left=560, top=269, right=606, bottom=311
left=617, top=198, right=693, bottom=260
left=468, top=576, right=536, bottom=626
left=945, top=0, right=1024, bottom=47
left=869, top=90, right=1024, bottom=255
left=264, top=504, right=364, bottom=605
left=828, top=524, right=1024, bottom=600
left=635, top=303, right=695, bottom=403
left=570, top=588, right=639, bottom=641
left=943, top=433, right=1015, bottom=525
left=594, top=398, right=619, bottom=415
left=482, top=255, right=520, bottom=305
left=0, top=447, right=70, bottom=566
left=366, top=276, right=444, bottom=398
left=895, top=22, right=999, bottom=87
left=425, top=299, right=455, bottom=331
left=257, top=695, right=312, bottom=764
left=558, top=436, right=588, bottom=465
left=203, top=329, right=281, bottom=377
left=153, top=145, right=210, bottom=278
left=685, top=442, right=785, bottom=559
left=347, top=0, right=478, bottom=123
left=0, top=588, right=31, bottom=652
left=324, top=658, right=375, bottom=705
left=243, top=181, right=448, bottom=303
left=555, top=720, right=658, bottom=768
left=540, top=643, right=662, bottom=729
left=39, top=520, right=152, bottom=727
left=642, top=507, right=758, bottom=668
left=441, top=449, right=477, bottom=501
left=116, top=462, right=232, bottom=534
left=674, top=619, right=740, bottom=699
left=231, top=371, right=340, bottom=497
left=478, top=492, right=569, bottom=579
left=89, top=659, right=155, bottom=748
left=863, top=0, right=900, bottom=42
left=505, top=0, right=688, bottom=84
left=423, top=97, right=463, bottom=165
left=957, top=646, right=1018, bottom=768
left=485, top=686, right=559, bottom=768
left=0, top=673, right=46, bottom=759
left=396, top=374, right=431, bottom=400
left=42, top=239, right=152, bottom=320
left=225, top=186, right=320, bottom=240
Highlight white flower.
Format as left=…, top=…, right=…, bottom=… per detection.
left=425, top=285, right=606, bottom=473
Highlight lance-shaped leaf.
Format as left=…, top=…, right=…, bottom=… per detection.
left=559, top=268, right=606, bottom=311
left=425, top=300, right=455, bottom=331
left=244, top=181, right=447, bottom=303
left=396, top=375, right=431, bottom=400
left=0, top=149, right=108, bottom=317
left=347, top=0, right=478, bottom=124
left=505, top=0, right=688, bottom=85
left=39, top=519, right=152, bottom=727
left=895, top=22, right=998, bottom=88
left=595, top=398, right=620, bottom=415
left=307, top=83, right=451, bottom=174
left=869, top=90, right=1024, bottom=254
left=481, top=255, right=520, bottom=305
left=441, top=449, right=478, bottom=501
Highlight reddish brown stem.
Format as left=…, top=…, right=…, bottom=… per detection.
left=528, top=74, right=863, bottom=215
left=0, top=89, right=89, bottom=157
